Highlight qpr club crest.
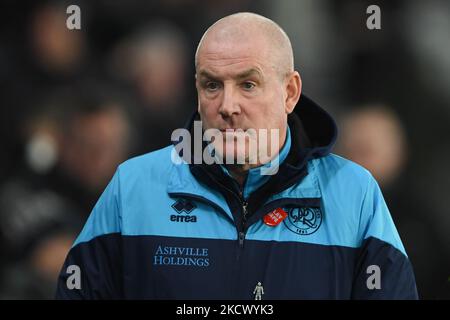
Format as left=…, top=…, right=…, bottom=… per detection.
left=283, top=207, right=322, bottom=235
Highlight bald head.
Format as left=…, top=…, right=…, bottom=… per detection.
left=195, top=12, right=294, bottom=79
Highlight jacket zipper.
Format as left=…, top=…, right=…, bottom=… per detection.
left=195, top=166, right=251, bottom=249
left=239, top=199, right=248, bottom=247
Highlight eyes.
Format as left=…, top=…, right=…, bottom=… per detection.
left=205, top=82, right=220, bottom=91
left=242, top=82, right=256, bottom=90
left=204, top=81, right=256, bottom=92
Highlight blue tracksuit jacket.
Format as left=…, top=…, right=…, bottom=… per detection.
left=56, top=95, right=418, bottom=299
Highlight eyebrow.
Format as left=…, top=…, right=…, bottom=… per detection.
left=235, top=68, right=263, bottom=80
left=197, top=68, right=263, bottom=81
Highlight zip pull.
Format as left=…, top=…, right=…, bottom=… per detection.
left=239, top=201, right=248, bottom=248
left=239, top=231, right=245, bottom=246
left=242, top=201, right=249, bottom=221
left=238, top=196, right=248, bottom=248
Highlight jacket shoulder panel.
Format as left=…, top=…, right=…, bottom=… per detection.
left=315, top=154, right=407, bottom=255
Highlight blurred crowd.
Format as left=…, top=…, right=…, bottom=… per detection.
left=0, top=0, right=449, bottom=299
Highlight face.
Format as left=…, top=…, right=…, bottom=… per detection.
left=196, top=34, right=298, bottom=166
left=63, top=108, right=129, bottom=192
left=338, top=111, right=406, bottom=186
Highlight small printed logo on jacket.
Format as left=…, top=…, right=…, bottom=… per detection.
left=283, top=207, right=322, bottom=235
left=171, top=199, right=197, bottom=222
left=253, top=282, right=264, bottom=300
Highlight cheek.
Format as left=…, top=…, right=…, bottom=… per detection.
left=199, top=99, right=215, bottom=115
left=250, top=100, right=285, bottom=128
left=258, top=86, right=284, bottom=110
left=198, top=98, right=219, bottom=124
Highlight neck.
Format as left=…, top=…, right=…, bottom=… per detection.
left=226, top=128, right=287, bottom=187
left=226, top=164, right=249, bottom=186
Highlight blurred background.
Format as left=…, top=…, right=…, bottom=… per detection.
left=0, top=0, right=449, bottom=299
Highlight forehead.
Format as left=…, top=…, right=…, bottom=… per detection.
left=196, top=35, right=275, bottom=76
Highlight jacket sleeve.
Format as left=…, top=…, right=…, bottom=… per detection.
left=351, top=175, right=418, bottom=299
left=55, top=169, right=123, bottom=299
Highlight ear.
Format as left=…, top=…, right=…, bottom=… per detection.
left=195, top=73, right=201, bottom=113
left=284, top=71, right=302, bottom=114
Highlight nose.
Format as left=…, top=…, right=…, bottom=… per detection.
left=218, top=84, right=241, bottom=118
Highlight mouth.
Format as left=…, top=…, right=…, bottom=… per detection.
left=220, top=128, right=244, bottom=133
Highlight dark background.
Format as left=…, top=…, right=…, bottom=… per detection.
left=0, top=0, right=449, bottom=299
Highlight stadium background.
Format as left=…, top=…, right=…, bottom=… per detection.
left=0, top=0, right=449, bottom=299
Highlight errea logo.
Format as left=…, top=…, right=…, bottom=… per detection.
left=171, top=199, right=197, bottom=222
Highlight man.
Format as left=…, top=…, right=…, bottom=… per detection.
left=56, top=13, right=418, bottom=299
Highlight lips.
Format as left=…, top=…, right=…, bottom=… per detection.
left=220, top=128, right=244, bottom=132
